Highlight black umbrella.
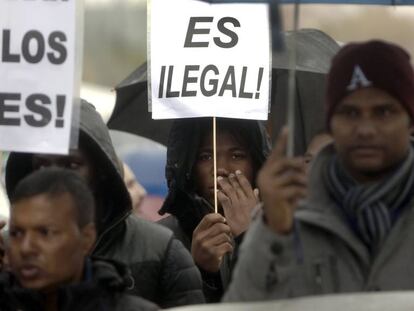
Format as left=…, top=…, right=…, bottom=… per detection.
left=107, top=63, right=173, bottom=146
left=269, top=28, right=339, bottom=155
left=108, top=29, right=339, bottom=153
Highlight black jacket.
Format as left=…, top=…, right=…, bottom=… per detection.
left=158, top=118, right=270, bottom=302
left=5, top=101, right=204, bottom=308
left=0, top=258, right=158, bottom=311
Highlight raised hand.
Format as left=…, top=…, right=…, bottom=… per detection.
left=257, top=128, right=308, bottom=234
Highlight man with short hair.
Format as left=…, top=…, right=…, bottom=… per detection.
left=5, top=101, right=204, bottom=307
left=0, top=168, right=157, bottom=311
left=224, top=40, right=414, bottom=301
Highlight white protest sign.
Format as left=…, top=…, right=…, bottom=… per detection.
left=149, top=0, right=270, bottom=120
left=0, top=0, right=79, bottom=154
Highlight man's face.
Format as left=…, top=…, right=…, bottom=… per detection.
left=193, top=131, right=254, bottom=205
left=8, top=193, right=93, bottom=292
left=32, top=149, right=95, bottom=189
left=330, top=87, right=412, bottom=182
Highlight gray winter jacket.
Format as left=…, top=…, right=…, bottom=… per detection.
left=224, top=144, right=414, bottom=301
left=5, top=101, right=205, bottom=308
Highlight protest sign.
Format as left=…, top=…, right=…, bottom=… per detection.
left=0, top=0, right=80, bottom=154
left=149, top=0, right=271, bottom=120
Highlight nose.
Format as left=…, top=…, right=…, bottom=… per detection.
left=19, top=234, right=38, bottom=258
left=216, top=156, right=230, bottom=177
left=355, top=119, right=377, bottom=138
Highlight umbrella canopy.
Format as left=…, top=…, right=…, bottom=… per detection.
left=108, top=65, right=173, bottom=146
left=108, top=29, right=339, bottom=154
left=269, top=28, right=339, bottom=155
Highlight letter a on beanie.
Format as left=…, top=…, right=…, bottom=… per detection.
left=347, top=65, right=372, bottom=91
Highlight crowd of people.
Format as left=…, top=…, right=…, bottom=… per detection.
left=1, top=35, right=414, bottom=310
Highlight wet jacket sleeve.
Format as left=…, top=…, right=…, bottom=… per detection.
left=222, top=211, right=295, bottom=302
left=159, top=237, right=206, bottom=308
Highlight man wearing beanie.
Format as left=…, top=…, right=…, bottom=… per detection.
left=224, top=40, right=414, bottom=301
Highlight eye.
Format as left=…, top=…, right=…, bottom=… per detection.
left=232, top=151, right=247, bottom=160
left=32, top=158, right=51, bottom=170
left=375, top=106, right=393, bottom=118
left=197, top=152, right=212, bottom=161
left=9, top=228, right=23, bottom=239
left=339, top=107, right=359, bottom=118
left=38, top=228, right=51, bottom=237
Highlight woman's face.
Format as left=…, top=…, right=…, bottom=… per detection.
left=193, top=130, right=254, bottom=205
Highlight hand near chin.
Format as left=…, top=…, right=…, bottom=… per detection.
left=218, top=171, right=259, bottom=237
left=191, top=214, right=234, bottom=273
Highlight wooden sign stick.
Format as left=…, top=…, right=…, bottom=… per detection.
left=213, top=116, right=218, bottom=214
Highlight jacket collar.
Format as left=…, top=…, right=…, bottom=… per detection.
left=296, top=144, right=371, bottom=266
left=296, top=143, right=414, bottom=268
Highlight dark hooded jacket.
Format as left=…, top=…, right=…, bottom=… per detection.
left=158, top=118, right=271, bottom=302
left=5, top=101, right=204, bottom=308
left=0, top=258, right=158, bottom=311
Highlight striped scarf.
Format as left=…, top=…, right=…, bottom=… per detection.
left=324, top=146, right=414, bottom=253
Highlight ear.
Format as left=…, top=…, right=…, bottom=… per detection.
left=80, top=223, right=97, bottom=255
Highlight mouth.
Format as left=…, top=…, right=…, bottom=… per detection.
left=18, top=265, right=42, bottom=280
left=350, top=145, right=382, bottom=155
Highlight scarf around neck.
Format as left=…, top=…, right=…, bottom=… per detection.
left=324, top=146, right=414, bottom=253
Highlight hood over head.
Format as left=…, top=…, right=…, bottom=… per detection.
left=159, top=117, right=271, bottom=235
left=5, top=100, right=131, bottom=234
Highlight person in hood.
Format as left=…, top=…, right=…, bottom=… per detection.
left=5, top=101, right=204, bottom=308
left=224, top=40, right=414, bottom=301
left=1, top=167, right=157, bottom=311
left=158, top=117, right=270, bottom=302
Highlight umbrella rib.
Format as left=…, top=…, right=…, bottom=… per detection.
left=287, top=1, right=300, bottom=157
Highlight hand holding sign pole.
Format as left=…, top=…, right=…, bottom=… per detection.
left=149, top=0, right=271, bottom=214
